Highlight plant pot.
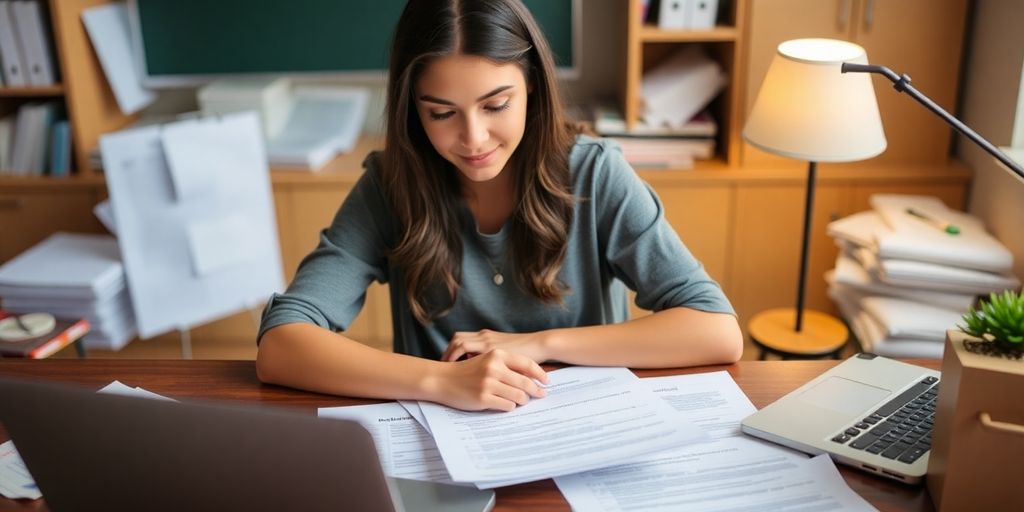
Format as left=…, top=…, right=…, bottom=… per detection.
left=927, top=330, right=1024, bottom=510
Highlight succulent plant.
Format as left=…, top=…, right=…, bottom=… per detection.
left=959, top=290, right=1024, bottom=352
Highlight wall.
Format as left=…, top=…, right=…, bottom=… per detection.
left=957, top=0, right=1024, bottom=280
left=140, top=0, right=627, bottom=135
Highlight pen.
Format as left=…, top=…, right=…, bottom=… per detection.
left=905, top=208, right=960, bottom=235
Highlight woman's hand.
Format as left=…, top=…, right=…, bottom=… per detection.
left=429, top=349, right=549, bottom=412
left=442, top=329, right=552, bottom=363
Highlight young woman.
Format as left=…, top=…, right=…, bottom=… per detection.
left=256, top=0, right=742, bottom=411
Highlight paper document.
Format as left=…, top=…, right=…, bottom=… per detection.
left=557, top=447, right=875, bottom=511
left=318, top=403, right=452, bottom=483
left=555, top=371, right=874, bottom=511
left=419, top=367, right=708, bottom=486
left=97, top=380, right=176, bottom=401
left=0, top=441, right=40, bottom=500
left=645, top=371, right=755, bottom=439
left=81, top=4, right=155, bottom=114
left=399, top=399, right=432, bottom=434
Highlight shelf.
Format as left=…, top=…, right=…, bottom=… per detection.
left=638, top=25, right=739, bottom=43
left=0, top=85, right=65, bottom=97
left=0, top=173, right=105, bottom=189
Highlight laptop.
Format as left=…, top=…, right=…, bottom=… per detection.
left=741, top=353, right=940, bottom=484
left=0, top=376, right=495, bottom=512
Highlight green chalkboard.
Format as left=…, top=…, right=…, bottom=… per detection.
left=134, top=0, right=575, bottom=79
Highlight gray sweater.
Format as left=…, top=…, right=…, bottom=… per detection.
left=258, top=136, right=733, bottom=359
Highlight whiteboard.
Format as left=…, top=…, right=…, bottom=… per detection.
left=100, top=112, right=284, bottom=338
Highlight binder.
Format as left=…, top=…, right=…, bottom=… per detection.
left=11, top=0, right=56, bottom=86
left=0, top=1, right=28, bottom=86
left=689, top=0, right=719, bottom=29
left=657, top=0, right=689, bottom=29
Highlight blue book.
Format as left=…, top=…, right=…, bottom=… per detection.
left=49, top=120, right=70, bottom=177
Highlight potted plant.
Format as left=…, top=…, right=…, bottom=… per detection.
left=927, top=290, right=1024, bottom=511
left=957, top=290, right=1024, bottom=359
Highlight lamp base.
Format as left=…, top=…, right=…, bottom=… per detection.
left=748, top=308, right=849, bottom=360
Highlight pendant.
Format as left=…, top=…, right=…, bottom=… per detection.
left=493, top=273, right=504, bottom=286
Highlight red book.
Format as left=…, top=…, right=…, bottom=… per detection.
left=0, top=311, right=90, bottom=359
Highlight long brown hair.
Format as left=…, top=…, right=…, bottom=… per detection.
left=382, top=0, right=576, bottom=323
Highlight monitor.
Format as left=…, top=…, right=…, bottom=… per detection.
left=128, top=0, right=581, bottom=88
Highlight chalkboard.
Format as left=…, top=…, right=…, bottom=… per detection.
left=131, top=0, right=577, bottom=84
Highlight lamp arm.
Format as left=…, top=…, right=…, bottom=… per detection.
left=842, top=62, right=1024, bottom=180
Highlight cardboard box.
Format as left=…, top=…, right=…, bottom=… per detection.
left=927, top=330, right=1024, bottom=510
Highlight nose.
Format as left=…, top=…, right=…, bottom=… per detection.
left=459, top=111, right=489, bottom=151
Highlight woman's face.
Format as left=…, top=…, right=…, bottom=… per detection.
left=414, top=54, right=528, bottom=184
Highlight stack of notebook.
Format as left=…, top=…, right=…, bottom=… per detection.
left=826, top=195, right=1019, bottom=358
left=0, top=233, right=136, bottom=351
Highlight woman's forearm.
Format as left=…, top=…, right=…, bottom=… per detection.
left=542, top=307, right=743, bottom=368
left=256, top=323, right=443, bottom=401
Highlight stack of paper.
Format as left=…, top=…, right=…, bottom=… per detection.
left=319, top=367, right=877, bottom=510
left=0, top=233, right=137, bottom=350
left=826, top=195, right=1019, bottom=358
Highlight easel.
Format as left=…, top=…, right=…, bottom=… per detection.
left=174, top=301, right=264, bottom=360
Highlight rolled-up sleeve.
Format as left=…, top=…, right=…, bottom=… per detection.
left=258, top=157, right=392, bottom=343
left=592, top=142, right=734, bottom=315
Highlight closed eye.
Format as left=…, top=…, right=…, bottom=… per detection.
left=484, top=101, right=511, bottom=114
left=429, top=111, right=456, bottom=121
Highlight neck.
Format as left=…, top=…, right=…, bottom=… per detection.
left=462, top=169, right=515, bottom=235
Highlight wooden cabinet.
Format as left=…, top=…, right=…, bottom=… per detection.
left=744, top=0, right=970, bottom=166
left=624, top=0, right=749, bottom=166
left=0, top=182, right=106, bottom=261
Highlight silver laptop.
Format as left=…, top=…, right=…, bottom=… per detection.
left=0, top=376, right=495, bottom=512
left=741, top=353, right=940, bottom=484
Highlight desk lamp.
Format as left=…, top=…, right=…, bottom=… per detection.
left=743, top=39, right=886, bottom=358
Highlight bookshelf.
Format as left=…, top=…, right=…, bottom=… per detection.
left=623, top=0, right=748, bottom=168
left=0, top=0, right=137, bottom=177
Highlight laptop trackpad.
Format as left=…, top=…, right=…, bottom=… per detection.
left=798, top=376, right=891, bottom=416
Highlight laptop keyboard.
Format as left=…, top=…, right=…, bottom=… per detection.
left=829, top=376, right=939, bottom=464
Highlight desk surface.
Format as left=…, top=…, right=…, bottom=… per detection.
left=0, top=359, right=939, bottom=512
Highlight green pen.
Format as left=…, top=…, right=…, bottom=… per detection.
left=905, top=208, right=960, bottom=235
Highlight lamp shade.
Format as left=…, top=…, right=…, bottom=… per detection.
left=744, top=39, right=886, bottom=162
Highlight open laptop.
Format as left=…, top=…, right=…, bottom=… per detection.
left=741, top=353, right=940, bottom=484
left=0, top=376, right=495, bottom=512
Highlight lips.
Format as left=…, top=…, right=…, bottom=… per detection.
left=459, top=146, right=498, bottom=163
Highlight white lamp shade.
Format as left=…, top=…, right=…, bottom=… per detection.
left=744, top=39, right=887, bottom=162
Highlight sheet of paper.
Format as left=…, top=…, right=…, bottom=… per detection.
left=0, top=441, right=41, bottom=500
left=418, top=367, right=708, bottom=486
left=184, top=214, right=259, bottom=277
left=556, top=441, right=876, bottom=511
left=645, top=371, right=755, bottom=439
left=398, top=399, right=431, bottom=435
left=97, top=380, right=176, bottom=402
left=318, top=403, right=452, bottom=483
left=80, top=4, right=155, bottom=114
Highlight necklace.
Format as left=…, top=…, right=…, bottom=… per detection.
left=482, top=253, right=505, bottom=286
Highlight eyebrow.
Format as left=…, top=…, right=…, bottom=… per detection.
left=418, top=85, right=515, bottom=106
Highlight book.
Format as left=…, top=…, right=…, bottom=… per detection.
left=10, top=0, right=57, bottom=86
left=0, top=311, right=90, bottom=358
left=0, top=1, right=27, bottom=87
left=592, top=102, right=717, bottom=138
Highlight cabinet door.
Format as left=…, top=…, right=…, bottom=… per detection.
left=728, top=182, right=847, bottom=330
left=629, top=182, right=732, bottom=319
left=855, top=0, right=970, bottom=164
left=744, top=0, right=860, bottom=167
left=0, top=188, right=106, bottom=263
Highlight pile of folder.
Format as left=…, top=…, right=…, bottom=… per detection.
left=826, top=194, right=1020, bottom=358
left=0, top=233, right=137, bottom=351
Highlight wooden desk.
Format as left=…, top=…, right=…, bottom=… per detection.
left=0, top=359, right=939, bottom=511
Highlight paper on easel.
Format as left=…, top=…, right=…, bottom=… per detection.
left=640, top=46, right=726, bottom=128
